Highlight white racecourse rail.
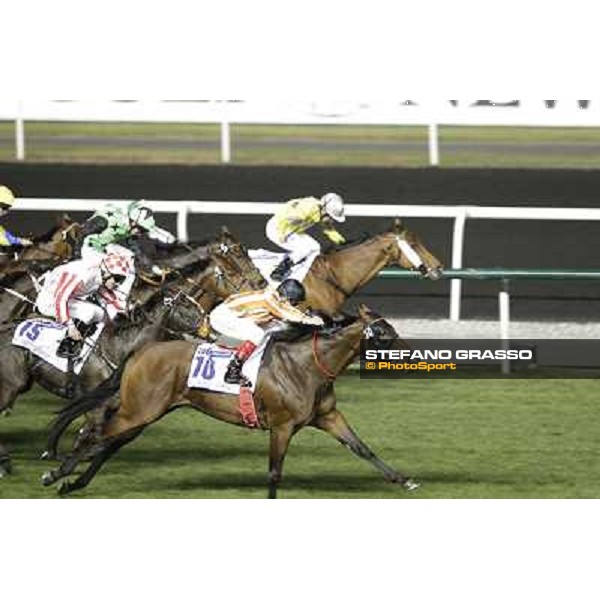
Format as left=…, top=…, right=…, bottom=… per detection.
left=1, top=100, right=599, bottom=164
left=15, top=198, right=600, bottom=321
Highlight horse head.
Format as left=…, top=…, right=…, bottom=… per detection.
left=387, top=219, right=443, bottom=280
left=358, top=304, right=399, bottom=349
left=210, top=227, right=265, bottom=291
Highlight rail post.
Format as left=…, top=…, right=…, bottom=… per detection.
left=428, top=122, right=439, bottom=166
left=499, top=278, right=511, bottom=374
left=15, top=100, right=25, bottom=161
left=221, top=120, right=231, bottom=163
left=449, top=208, right=468, bottom=321
left=176, top=203, right=190, bottom=242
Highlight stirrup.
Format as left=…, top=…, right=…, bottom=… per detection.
left=224, top=358, right=244, bottom=384
left=270, top=258, right=293, bottom=282
left=57, top=338, right=82, bottom=359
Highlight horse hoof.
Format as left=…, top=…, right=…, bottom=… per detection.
left=41, top=471, right=57, bottom=487
left=58, top=482, right=72, bottom=496
left=40, top=450, right=53, bottom=461
left=404, top=479, right=420, bottom=492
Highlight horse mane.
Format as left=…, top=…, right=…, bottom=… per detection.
left=321, top=231, right=391, bottom=256
left=269, top=312, right=359, bottom=345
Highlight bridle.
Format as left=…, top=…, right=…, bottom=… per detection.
left=311, top=317, right=390, bottom=380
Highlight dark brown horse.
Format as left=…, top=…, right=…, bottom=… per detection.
left=302, top=219, right=443, bottom=315
left=0, top=216, right=82, bottom=323
left=44, top=305, right=419, bottom=498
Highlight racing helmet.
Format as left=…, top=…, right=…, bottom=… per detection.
left=128, top=200, right=155, bottom=231
left=320, top=193, right=345, bottom=222
left=0, top=186, right=15, bottom=208
left=276, top=279, right=306, bottom=305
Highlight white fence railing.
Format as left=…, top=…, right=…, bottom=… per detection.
left=15, top=198, right=600, bottom=321
left=1, top=100, right=598, bottom=164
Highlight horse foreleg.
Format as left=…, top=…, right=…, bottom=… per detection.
left=0, top=350, right=30, bottom=415
left=312, top=410, right=419, bottom=491
left=0, top=443, right=11, bottom=477
left=268, top=425, right=294, bottom=499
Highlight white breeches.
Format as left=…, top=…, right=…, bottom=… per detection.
left=266, top=216, right=320, bottom=264
left=37, top=292, right=105, bottom=325
left=209, top=304, right=266, bottom=346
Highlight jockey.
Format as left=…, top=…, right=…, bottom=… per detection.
left=266, top=193, right=346, bottom=281
left=0, top=185, right=33, bottom=248
left=76, top=200, right=176, bottom=263
left=36, top=247, right=135, bottom=357
left=209, top=279, right=324, bottom=384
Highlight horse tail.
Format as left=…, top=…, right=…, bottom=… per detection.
left=45, top=356, right=131, bottom=458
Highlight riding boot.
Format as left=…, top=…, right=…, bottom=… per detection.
left=57, top=336, right=83, bottom=359
left=74, top=319, right=98, bottom=339
left=224, top=340, right=257, bottom=385
left=270, top=256, right=293, bottom=282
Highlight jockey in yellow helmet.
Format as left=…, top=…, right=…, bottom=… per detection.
left=266, top=193, right=346, bottom=281
left=0, top=186, right=33, bottom=248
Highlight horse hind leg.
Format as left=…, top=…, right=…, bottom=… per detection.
left=43, top=404, right=148, bottom=492
left=58, top=428, right=143, bottom=496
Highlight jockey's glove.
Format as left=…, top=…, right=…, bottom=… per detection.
left=151, top=265, right=165, bottom=276
left=324, top=230, right=346, bottom=245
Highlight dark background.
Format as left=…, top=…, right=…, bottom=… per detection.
left=1, top=163, right=599, bottom=320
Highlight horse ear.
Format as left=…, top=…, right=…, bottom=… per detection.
left=358, top=304, right=371, bottom=319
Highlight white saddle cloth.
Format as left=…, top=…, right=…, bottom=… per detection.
left=12, top=319, right=104, bottom=374
left=248, top=248, right=318, bottom=286
left=186, top=337, right=268, bottom=394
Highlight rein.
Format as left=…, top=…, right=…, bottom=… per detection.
left=311, top=331, right=337, bottom=380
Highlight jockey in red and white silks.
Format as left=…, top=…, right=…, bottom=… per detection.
left=36, top=246, right=135, bottom=341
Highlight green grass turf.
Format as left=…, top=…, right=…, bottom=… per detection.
left=1, top=373, right=599, bottom=499
left=2, top=122, right=600, bottom=168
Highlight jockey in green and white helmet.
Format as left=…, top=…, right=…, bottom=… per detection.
left=76, top=200, right=176, bottom=259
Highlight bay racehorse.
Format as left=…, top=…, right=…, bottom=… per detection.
left=43, top=305, right=419, bottom=498
left=301, top=219, right=443, bottom=315
left=42, top=232, right=266, bottom=458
